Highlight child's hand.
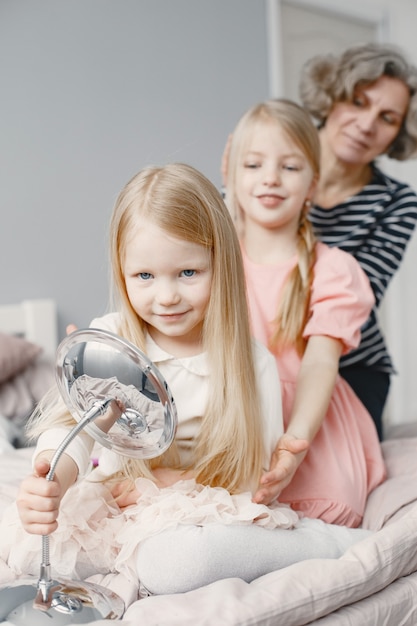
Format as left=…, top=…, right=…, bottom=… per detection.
left=110, top=468, right=196, bottom=508
left=252, top=434, right=310, bottom=505
left=152, top=467, right=195, bottom=488
left=111, top=479, right=141, bottom=509
left=16, top=458, right=62, bottom=535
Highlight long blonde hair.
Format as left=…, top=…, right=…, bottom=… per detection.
left=30, top=163, right=265, bottom=494
left=226, top=99, right=320, bottom=354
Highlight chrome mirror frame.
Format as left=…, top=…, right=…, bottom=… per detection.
left=0, top=328, right=178, bottom=624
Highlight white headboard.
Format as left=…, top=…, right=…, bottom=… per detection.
left=0, top=299, right=58, bottom=358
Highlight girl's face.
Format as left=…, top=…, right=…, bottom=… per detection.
left=235, top=121, right=316, bottom=233
left=321, top=75, right=410, bottom=165
left=123, top=222, right=212, bottom=357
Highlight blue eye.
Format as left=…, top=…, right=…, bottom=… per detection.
left=181, top=269, right=196, bottom=277
left=139, top=272, right=152, bottom=280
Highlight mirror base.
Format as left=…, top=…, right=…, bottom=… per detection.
left=0, top=577, right=124, bottom=624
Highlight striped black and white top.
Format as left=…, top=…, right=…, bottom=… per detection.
left=309, top=164, right=417, bottom=374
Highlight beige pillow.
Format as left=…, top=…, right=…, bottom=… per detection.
left=0, top=333, right=42, bottom=383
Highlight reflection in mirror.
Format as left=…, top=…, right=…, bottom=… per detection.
left=56, top=328, right=177, bottom=458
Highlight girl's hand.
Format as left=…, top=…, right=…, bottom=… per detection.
left=111, top=479, right=141, bottom=509
left=110, top=468, right=196, bottom=509
left=252, top=434, right=309, bottom=505
left=152, top=467, right=195, bottom=488
left=16, top=458, right=62, bottom=535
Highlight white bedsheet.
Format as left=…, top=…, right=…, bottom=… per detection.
left=1, top=434, right=417, bottom=625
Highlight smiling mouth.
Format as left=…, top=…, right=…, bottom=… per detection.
left=157, top=312, right=187, bottom=319
left=344, top=135, right=369, bottom=149
left=257, top=194, right=285, bottom=206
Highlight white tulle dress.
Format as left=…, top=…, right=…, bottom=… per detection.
left=0, top=315, right=299, bottom=585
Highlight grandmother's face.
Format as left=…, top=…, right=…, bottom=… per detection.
left=321, top=75, right=410, bottom=165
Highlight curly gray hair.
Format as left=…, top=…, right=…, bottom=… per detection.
left=299, top=43, right=417, bottom=160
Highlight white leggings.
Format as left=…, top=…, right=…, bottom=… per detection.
left=135, top=518, right=371, bottom=595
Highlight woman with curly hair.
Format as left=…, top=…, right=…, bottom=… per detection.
left=298, top=43, right=417, bottom=440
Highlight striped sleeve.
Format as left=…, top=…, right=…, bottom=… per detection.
left=309, top=167, right=417, bottom=373
left=310, top=168, right=417, bottom=308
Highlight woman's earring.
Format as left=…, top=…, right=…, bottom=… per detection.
left=304, top=199, right=311, bottom=209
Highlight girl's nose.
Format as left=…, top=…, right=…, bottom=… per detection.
left=156, top=279, right=180, bottom=306
left=263, top=167, right=280, bottom=186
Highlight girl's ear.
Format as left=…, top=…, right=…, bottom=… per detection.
left=221, top=134, right=233, bottom=186
left=306, top=174, right=318, bottom=203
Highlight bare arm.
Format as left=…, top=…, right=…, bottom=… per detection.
left=253, top=335, right=342, bottom=504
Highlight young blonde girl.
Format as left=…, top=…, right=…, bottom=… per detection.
left=6, top=163, right=370, bottom=596
left=226, top=99, right=386, bottom=528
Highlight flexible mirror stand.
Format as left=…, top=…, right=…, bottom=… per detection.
left=0, top=329, right=178, bottom=624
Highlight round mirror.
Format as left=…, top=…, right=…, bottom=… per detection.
left=55, top=328, right=177, bottom=459
left=0, top=328, right=178, bottom=625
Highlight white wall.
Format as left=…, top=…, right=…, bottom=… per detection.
left=0, top=0, right=270, bottom=337
left=354, top=0, right=417, bottom=425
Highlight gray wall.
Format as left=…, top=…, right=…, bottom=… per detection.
left=0, top=0, right=269, bottom=340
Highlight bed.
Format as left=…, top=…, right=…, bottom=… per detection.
left=0, top=299, right=417, bottom=625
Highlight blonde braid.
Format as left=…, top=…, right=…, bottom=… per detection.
left=270, top=201, right=317, bottom=355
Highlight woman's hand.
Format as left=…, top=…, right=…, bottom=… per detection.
left=16, top=457, right=63, bottom=535
left=252, top=434, right=309, bottom=505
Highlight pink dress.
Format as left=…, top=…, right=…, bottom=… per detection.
left=243, top=241, right=386, bottom=528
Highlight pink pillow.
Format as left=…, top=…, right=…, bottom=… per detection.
left=0, top=332, right=42, bottom=383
